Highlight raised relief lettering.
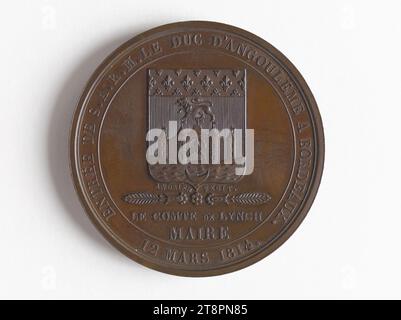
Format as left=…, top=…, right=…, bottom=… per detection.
left=141, top=239, right=160, bottom=256
left=273, top=138, right=313, bottom=224
left=220, top=239, right=263, bottom=261
left=165, top=249, right=209, bottom=265
left=169, top=226, right=230, bottom=241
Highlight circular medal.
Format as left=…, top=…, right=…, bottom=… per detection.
left=70, top=21, right=324, bottom=276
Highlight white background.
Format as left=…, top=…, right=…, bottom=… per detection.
left=0, top=0, right=400, bottom=299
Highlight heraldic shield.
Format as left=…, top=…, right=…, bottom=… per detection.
left=147, top=69, right=247, bottom=186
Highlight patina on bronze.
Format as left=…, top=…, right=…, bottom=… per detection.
left=70, top=21, right=324, bottom=276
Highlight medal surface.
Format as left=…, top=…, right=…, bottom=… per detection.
left=70, top=21, right=324, bottom=276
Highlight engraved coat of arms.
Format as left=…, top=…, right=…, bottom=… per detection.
left=147, top=69, right=247, bottom=186
left=122, top=68, right=270, bottom=206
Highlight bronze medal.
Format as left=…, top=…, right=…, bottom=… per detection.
left=70, top=21, right=324, bottom=276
